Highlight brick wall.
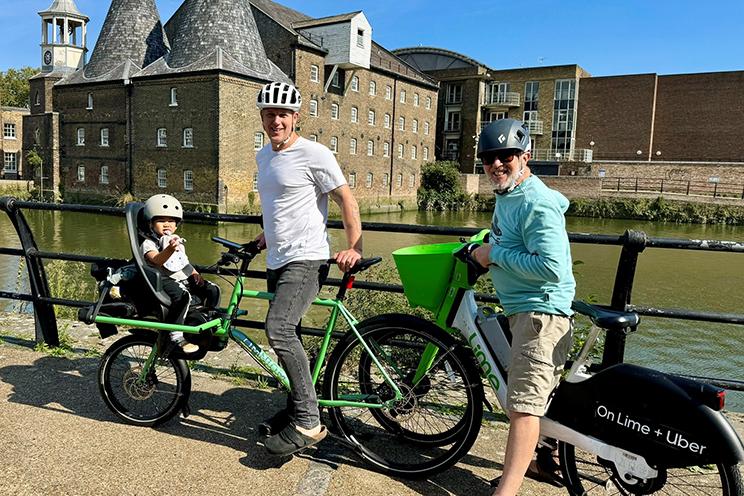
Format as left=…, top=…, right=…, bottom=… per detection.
left=1, top=108, right=28, bottom=179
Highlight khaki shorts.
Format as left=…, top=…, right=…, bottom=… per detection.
left=506, top=312, right=573, bottom=416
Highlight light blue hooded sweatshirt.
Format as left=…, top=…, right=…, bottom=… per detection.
left=487, top=175, right=575, bottom=317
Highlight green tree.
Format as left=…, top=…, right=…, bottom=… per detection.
left=0, top=67, right=39, bottom=108
left=417, top=161, right=474, bottom=211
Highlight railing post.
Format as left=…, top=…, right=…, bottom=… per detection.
left=635, top=177, right=638, bottom=192
left=616, top=178, right=620, bottom=191
left=660, top=179, right=664, bottom=193
left=713, top=183, right=718, bottom=198
left=0, top=196, right=59, bottom=346
left=687, top=181, right=691, bottom=195
left=604, top=229, right=647, bottom=367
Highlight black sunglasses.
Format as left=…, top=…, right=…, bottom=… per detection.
left=482, top=150, right=522, bottom=166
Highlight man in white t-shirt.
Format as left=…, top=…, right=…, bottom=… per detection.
left=253, top=81, right=363, bottom=456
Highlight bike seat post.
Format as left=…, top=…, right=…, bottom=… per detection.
left=335, top=272, right=354, bottom=301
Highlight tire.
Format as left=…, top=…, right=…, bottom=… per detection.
left=323, top=314, right=484, bottom=479
left=98, top=333, right=191, bottom=427
left=559, top=441, right=744, bottom=495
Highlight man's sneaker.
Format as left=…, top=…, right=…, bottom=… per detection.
left=173, top=336, right=199, bottom=354
left=258, top=408, right=292, bottom=437
left=264, top=423, right=327, bottom=456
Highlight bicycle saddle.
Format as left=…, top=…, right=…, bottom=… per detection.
left=348, top=257, right=382, bottom=274
left=572, top=300, right=640, bottom=330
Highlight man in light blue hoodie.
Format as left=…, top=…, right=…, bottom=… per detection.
left=472, top=119, right=575, bottom=496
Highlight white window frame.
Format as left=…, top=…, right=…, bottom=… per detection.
left=423, top=146, right=429, bottom=161
left=367, top=140, right=374, bottom=156
left=157, top=168, right=167, bottom=188
left=400, top=89, right=406, bottom=104
left=446, top=83, right=463, bottom=104
left=366, top=172, right=373, bottom=188
left=77, top=165, right=85, bottom=182
left=331, top=103, right=339, bottom=120
left=100, top=165, right=109, bottom=184
left=383, top=141, right=390, bottom=157
left=34, top=91, right=40, bottom=106
left=157, top=128, right=167, bottom=147
left=385, top=85, right=392, bottom=100
left=368, top=110, right=375, bottom=126
left=253, top=132, right=264, bottom=150
left=3, top=152, right=17, bottom=173
left=309, top=99, right=318, bottom=117
left=412, top=119, right=418, bottom=133
left=330, top=136, right=338, bottom=153
left=411, top=145, right=417, bottom=160
left=414, top=93, right=420, bottom=107
left=398, top=117, right=405, bottom=131
left=351, top=76, right=359, bottom=92
left=356, top=28, right=365, bottom=48
left=348, top=172, right=356, bottom=188
left=426, top=96, right=432, bottom=109
left=3, top=123, right=16, bottom=139
left=410, top=173, right=416, bottom=188
left=309, top=134, right=318, bottom=142
left=184, top=170, right=193, bottom=191
left=331, top=71, right=340, bottom=88
left=169, top=87, right=178, bottom=106
left=351, top=106, right=358, bottom=123
left=384, top=113, right=391, bottom=129
left=424, top=121, right=430, bottom=135
left=100, top=128, right=109, bottom=147
left=398, top=143, right=404, bottom=158
left=396, top=173, right=403, bottom=188
left=86, top=93, right=93, bottom=110
left=310, top=64, right=319, bottom=83
left=252, top=172, right=259, bottom=192
left=369, top=80, right=376, bottom=96
left=382, top=173, right=389, bottom=187
left=183, top=128, right=194, bottom=148
left=76, top=127, right=85, bottom=146
left=350, top=138, right=357, bottom=155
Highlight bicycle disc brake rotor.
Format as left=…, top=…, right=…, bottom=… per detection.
left=122, top=367, right=157, bottom=400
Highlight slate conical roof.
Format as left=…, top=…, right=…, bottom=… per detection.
left=84, top=0, right=169, bottom=79
left=167, top=0, right=270, bottom=74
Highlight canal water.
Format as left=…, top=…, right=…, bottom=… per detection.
left=1, top=208, right=743, bottom=411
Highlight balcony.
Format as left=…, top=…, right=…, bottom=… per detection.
left=482, top=91, right=520, bottom=108
left=442, top=151, right=460, bottom=162
left=444, top=124, right=461, bottom=133
left=531, top=148, right=593, bottom=163
left=525, top=120, right=544, bottom=135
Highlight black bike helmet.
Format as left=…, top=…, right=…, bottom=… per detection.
left=477, top=119, right=530, bottom=158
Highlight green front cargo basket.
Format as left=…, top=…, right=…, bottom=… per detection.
left=392, top=242, right=461, bottom=313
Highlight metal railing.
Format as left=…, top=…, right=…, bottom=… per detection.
left=601, top=177, right=744, bottom=199
left=482, top=91, right=520, bottom=107
left=1, top=197, right=743, bottom=394
left=480, top=120, right=545, bottom=135
left=531, top=148, right=593, bottom=162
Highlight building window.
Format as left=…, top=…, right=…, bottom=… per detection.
left=424, top=121, right=430, bottom=135
left=383, top=141, right=390, bottom=157
left=445, top=110, right=461, bottom=132
left=368, top=110, right=375, bottom=126
left=310, top=64, right=319, bottom=83
left=100, top=165, right=109, bottom=185
left=183, top=128, right=194, bottom=148
left=412, top=119, right=418, bottom=134
left=384, top=113, right=391, bottom=129
left=331, top=71, right=340, bottom=88
left=447, top=83, right=463, bottom=104
left=76, top=165, right=85, bottom=182
left=350, top=138, right=357, bottom=155
left=382, top=173, right=389, bottom=187
left=34, top=91, right=40, bottom=106
left=396, top=173, right=403, bottom=188
left=252, top=172, right=259, bottom=192
left=157, top=168, right=167, bottom=188
left=100, top=128, right=109, bottom=147
left=157, top=128, right=167, bottom=147
left=400, top=89, right=406, bottom=103
left=423, top=146, right=429, bottom=161
left=398, top=143, right=404, bottom=158
left=398, top=117, right=405, bottom=131
left=34, top=127, right=40, bottom=144
left=414, top=93, right=420, bottom=107
left=409, top=173, right=416, bottom=188
left=170, top=87, right=178, bottom=106
left=411, top=145, right=417, bottom=160
left=3, top=152, right=17, bottom=174
left=76, top=128, right=85, bottom=146
left=366, top=172, right=373, bottom=188
left=86, top=93, right=93, bottom=110
left=385, top=85, right=392, bottom=100
left=330, top=136, right=338, bottom=153
left=348, top=172, right=356, bottom=188
left=356, top=28, right=365, bottom=48
left=367, top=140, right=374, bottom=156
left=254, top=132, right=264, bottom=150
left=309, top=99, right=318, bottom=117
left=426, top=96, right=432, bottom=109
left=331, top=103, right=339, bottom=120
left=351, top=106, right=358, bottom=123
left=369, top=80, right=376, bottom=96
left=351, top=76, right=359, bottom=92
left=309, top=134, right=318, bottom=142
left=552, top=79, right=577, bottom=154
left=184, top=170, right=193, bottom=191
left=3, top=123, right=16, bottom=139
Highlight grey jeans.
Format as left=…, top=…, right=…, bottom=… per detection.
left=266, top=260, right=329, bottom=429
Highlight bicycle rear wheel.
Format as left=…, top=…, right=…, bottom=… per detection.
left=98, top=333, right=190, bottom=427
left=559, top=441, right=744, bottom=495
left=323, top=314, right=483, bottom=479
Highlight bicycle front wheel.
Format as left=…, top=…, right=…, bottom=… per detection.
left=559, top=441, right=744, bottom=495
left=323, top=314, right=484, bottom=479
left=98, top=333, right=191, bottom=427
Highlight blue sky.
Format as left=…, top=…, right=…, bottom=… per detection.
left=1, top=0, right=743, bottom=76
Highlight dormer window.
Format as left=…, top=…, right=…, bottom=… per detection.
left=170, top=88, right=178, bottom=106
left=86, top=93, right=93, bottom=110
left=331, top=71, right=340, bottom=88
left=357, top=29, right=365, bottom=48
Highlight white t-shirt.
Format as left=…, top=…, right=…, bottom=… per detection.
left=141, top=237, right=193, bottom=282
left=256, top=136, right=347, bottom=269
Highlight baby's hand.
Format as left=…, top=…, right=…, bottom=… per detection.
left=165, top=235, right=182, bottom=251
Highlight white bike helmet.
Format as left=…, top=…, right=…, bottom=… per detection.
left=256, top=81, right=302, bottom=112
left=143, top=194, right=183, bottom=222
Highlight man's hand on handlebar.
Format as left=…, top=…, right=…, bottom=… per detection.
left=253, top=232, right=266, bottom=251
left=334, top=248, right=362, bottom=273
left=472, top=243, right=492, bottom=269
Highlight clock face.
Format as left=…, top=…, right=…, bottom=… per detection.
left=44, top=50, right=52, bottom=65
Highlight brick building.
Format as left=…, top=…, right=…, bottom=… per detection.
left=393, top=47, right=590, bottom=173
left=1, top=107, right=29, bottom=179
left=23, top=0, right=437, bottom=211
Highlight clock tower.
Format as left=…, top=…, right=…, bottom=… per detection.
left=39, top=0, right=89, bottom=74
